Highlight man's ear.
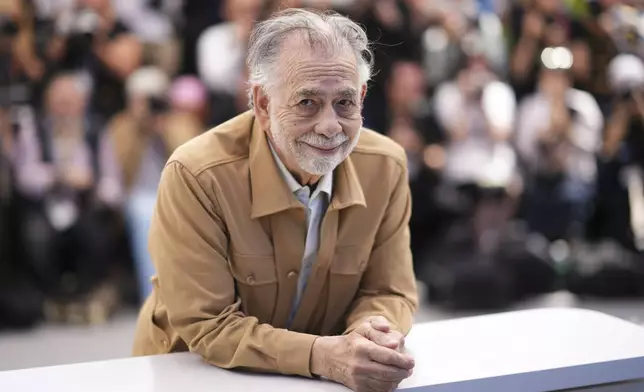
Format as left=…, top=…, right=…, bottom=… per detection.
left=360, top=83, right=368, bottom=106
left=252, top=85, right=271, bottom=132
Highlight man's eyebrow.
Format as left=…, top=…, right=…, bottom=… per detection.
left=294, top=88, right=322, bottom=98
left=293, top=87, right=359, bottom=99
left=336, top=87, right=358, bottom=99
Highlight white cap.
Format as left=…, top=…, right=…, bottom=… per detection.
left=608, top=53, right=644, bottom=91
left=125, top=66, right=170, bottom=98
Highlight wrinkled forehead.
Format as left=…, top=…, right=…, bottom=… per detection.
left=274, top=33, right=361, bottom=96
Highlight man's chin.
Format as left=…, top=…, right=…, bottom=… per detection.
left=300, top=158, right=341, bottom=177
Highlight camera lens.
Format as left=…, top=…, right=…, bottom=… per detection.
left=0, top=17, right=19, bottom=37
left=148, top=97, right=169, bottom=115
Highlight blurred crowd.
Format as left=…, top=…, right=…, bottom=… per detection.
left=2, top=0, right=644, bottom=329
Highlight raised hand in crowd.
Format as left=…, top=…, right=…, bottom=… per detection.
left=523, top=11, right=545, bottom=41
left=59, top=165, right=93, bottom=190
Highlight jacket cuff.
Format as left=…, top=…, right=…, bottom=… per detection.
left=276, top=330, right=318, bottom=377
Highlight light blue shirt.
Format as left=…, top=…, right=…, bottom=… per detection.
left=269, top=144, right=332, bottom=328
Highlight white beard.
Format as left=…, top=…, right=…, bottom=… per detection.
left=269, top=114, right=360, bottom=176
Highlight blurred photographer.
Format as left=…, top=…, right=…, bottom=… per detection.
left=508, top=0, right=591, bottom=100
left=516, top=56, right=603, bottom=240
left=196, top=0, right=265, bottom=126
left=599, top=0, right=644, bottom=59
left=0, top=0, right=20, bottom=160
left=595, top=54, right=644, bottom=249
left=0, top=0, right=44, bottom=330
left=602, top=54, right=644, bottom=163
left=434, top=54, right=517, bottom=192
left=113, top=0, right=183, bottom=76
left=433, top=51, right=519, bottom=253
left=54, top=0, right=142, bottom=127
left=381, top=60, right=447, bottom=265
left=12, top=73, right=122, bottom=307
left=107, top=67, right=200, bottom=301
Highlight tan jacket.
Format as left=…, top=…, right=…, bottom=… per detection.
left=132, top=111, right=418, bottom=377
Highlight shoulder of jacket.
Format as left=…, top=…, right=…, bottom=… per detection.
left=352, top=128, right=407, bottom=172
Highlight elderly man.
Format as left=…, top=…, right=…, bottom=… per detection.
left=133, top=9, right=418, bottom=392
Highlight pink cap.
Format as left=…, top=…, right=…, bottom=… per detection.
left=169, top=76, right=208, bottom=108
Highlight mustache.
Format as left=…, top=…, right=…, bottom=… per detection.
left=297, top=132, right=348, bottom=148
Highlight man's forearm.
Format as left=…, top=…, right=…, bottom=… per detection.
left=171, top=306, right=319, bottom=377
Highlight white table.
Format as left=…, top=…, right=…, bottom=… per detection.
left=2, top=308, right=644, bottom=392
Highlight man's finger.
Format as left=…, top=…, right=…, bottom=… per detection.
left=369, top=316, right=391, bottom=332
left=364, top=377, right=398, bottom=392
left=355, top=361, right=412, bottom=383
left=364, top=326, right=400, bottom=350
left=368, top=343, right=415, bottom=370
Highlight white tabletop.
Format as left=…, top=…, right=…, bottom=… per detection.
left=2, top=308, right=644, bottom=392
left=399, top=308, right=644, bottom=391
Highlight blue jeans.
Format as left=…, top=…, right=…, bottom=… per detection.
left=125, top=191, right=157, bottom=302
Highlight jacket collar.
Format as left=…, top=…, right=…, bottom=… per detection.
left=248, top=113, right=366, bottom=219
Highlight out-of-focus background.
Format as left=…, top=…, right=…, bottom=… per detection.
left=2, top=0, right=644, bottom=372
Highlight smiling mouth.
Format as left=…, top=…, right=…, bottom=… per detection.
left=301, top=142, right=344, bottom=152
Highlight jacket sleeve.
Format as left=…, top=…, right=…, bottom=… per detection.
left=150, top=161, right=318, bottom=377
left=343, top=159, right=419, bottom=335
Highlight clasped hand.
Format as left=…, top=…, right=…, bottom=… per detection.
left=311, top=316, right=415, bottom=392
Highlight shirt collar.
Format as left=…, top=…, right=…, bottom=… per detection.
left=268, top=140, right=333, bottom=200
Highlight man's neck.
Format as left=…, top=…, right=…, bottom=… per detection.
left=298, top=172, right=321, bottom=186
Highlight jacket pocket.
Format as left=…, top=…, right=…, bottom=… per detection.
left=326, top=246, right=369, bottom=331
left=228, top=252, right=278, bottom=324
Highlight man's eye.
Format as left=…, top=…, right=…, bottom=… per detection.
left=299, top=99, right=316, bottom=107
left=338, top=99, right=355, bottom=107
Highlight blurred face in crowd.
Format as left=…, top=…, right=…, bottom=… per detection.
left=254, top=33, right=366, bottom=184
left=0, top=0, right=20, bottom=19
left=387, top=61, right=427, bottom=113
left=458, top=58, right=494, bottom=100
left=534, top=0, right=560, bottom=14
left=46, top=76, right=88, bottom=120
left=226, top=0, right=264, bottom=24
left=129, top=94, right=151, bottom=119
left=80, top=0, right=108, bottom=11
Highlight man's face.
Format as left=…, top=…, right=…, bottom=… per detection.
left=227, top=0, right=264, bottom=23
left=261, top=35, right=365, bottom=178
left=81, top=0, right=107, bottom=11
left=47, top=77, right=87, bottom=119
left=535, top=0, right=560, bottom=14
left=387, top=61, right=426, bottom=111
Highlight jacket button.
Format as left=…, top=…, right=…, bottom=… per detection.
left=287, top=270, right=298, bottom=279
left=246, top=275, right=255, bottom=285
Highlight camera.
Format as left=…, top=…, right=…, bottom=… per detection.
left=58, top=9, right=101, bottom=66
left=0, top=15, right=18, bottom=38
left=148, top=96, right=170, bottom=115
left=618, top=89, right=635, bottom=102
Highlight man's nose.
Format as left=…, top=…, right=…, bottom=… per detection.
left=314, top=104, right=343, bottom=138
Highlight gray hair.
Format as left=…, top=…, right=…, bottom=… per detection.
left=246, top=8, right=373, bottom=107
